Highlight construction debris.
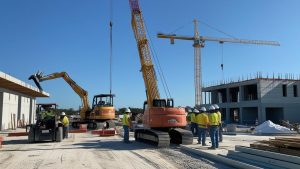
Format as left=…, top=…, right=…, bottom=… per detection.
left=253, top=120, right=295, bottom=135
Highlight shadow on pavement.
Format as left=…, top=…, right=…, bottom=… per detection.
left=3, top=139, right=28, bottom=145
left=72, top=139, right=156, bottom=151
left=1, top=139, right=156, bottom=152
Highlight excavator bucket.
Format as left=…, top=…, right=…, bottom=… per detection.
left=28, top=71, right=43, bottom=91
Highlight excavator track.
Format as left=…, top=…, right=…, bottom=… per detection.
left=134, top=128, right=193, bottom=147
left=134, top=129, right=170, bottom=147
left=169, top=128, right=193, bottom=145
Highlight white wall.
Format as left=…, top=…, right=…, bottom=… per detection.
left=2, top=92, right=19, bottom=130
left=30, top=99, right=36, bottom=124
left=20, top=96, right=30, bottom=126
left=0, top=88, right=37, bottom=130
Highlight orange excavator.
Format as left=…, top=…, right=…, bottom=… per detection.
left=29, top=71, right=115, bottom=130
left=129, top=0, right=193, bottom=146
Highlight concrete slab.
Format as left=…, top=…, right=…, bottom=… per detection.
left=0, top=71, right=49, bottom=97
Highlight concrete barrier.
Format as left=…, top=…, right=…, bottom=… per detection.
left=180, top=145, right=262, bottom=169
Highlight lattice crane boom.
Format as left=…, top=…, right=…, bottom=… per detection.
left=129, top=0, right=160, bottom=107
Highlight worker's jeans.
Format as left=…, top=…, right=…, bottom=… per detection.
left=209, top=126, right=219, bottom=148
left=198, top=127, right=207, bottom=145
left=190, top=122, right=198, bottom=136
left=123, top=125, right=129, bottom=142
left=63, top=126, right=68, bottom=139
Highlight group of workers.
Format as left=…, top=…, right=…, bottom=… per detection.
left=189, top=104, right=222, bottom=149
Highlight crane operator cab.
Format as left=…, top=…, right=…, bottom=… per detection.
left=144, top=98, right=174, bottom=109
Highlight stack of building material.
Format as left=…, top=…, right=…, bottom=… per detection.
left=226, top=145, right=300, bottom=169
left=250, top=137, right=300, bottom=157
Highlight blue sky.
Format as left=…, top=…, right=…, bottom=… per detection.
left=1, top=0, right=299, bottom=109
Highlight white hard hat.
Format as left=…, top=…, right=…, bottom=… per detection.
left=200, top=107, right=206, bottom=112
left=193, top=108, right=199, bottom=113
left=208, top=105, right=215, bottom=111
left=213, top=104, right=220, bottom=110
left=125, top=108, right=131, bottom=113
left=61, top=112, right=66, bottom=116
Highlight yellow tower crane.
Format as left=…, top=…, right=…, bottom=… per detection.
left=157, top=19, right=280, bottom=106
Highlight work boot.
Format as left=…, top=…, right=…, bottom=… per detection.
left=208, top=147, right=216, bottom=150
left=202, top=144, right=207, bottom=146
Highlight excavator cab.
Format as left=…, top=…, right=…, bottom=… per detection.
left=92, top=94, right=115, bottom=108
left=89, top=94, right=116, bottom=122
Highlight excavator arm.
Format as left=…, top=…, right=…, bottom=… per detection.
left=29, top=71, right=90, bottom=120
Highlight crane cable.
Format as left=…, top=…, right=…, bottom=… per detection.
left=109, top=0, right=113, bottom=95
left=144, top=21, right=172, bottom=99
left=197, top=19, right=237, bottom=39
left=220, top=42, right=224, bottom=81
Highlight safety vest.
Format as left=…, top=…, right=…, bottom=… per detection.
left=190, top=113, right=196, bottom=123
left=196, top=113, right=209, bottom=128
left=122, top=114, right=129, bottom=126
left=209, top=112, right=219, bottom=126
left=217, top=111, right=222, bottom=124
left=62, top=116, right=69, bottom=126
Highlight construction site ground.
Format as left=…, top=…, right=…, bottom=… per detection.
left=0, top=130, right=232, bottom=169
left=1, top=129, right=298, bottom=169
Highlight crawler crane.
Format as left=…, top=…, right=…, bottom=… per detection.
left=129, top=0, right=193, bottom=147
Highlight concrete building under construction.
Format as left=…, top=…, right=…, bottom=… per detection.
left=0, top=71, right=49, bottom=130
left=202, top=76, right=300, bottom=124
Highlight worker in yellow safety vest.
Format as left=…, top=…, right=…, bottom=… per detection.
left=186, top=109, right=192, bottom=123
left=190, top=108, right=198, bottom=136
left=196, top=107, right=209, bottom=146
left=213, top=104, right=223, bottom=142
left=208, top=105, right=219, bottom=149
left=60, top=112, right=69, bottom=139
left=122, top=108, right=131, bottom=143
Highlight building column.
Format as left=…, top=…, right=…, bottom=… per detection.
left=0, top=92, right=3, bottom=130
left=239, top=86, right=244, bottom=102
left=29, top=98, right=33, bottom=124
left=226, top=88, right=230, bottom=103
left=239, top=107, right=243, bottom=124
left=226, top=107, right=230, bottom=124
left=258, top=104, right=265, bottom=124
left=17, top=95, right=21, bottom=120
